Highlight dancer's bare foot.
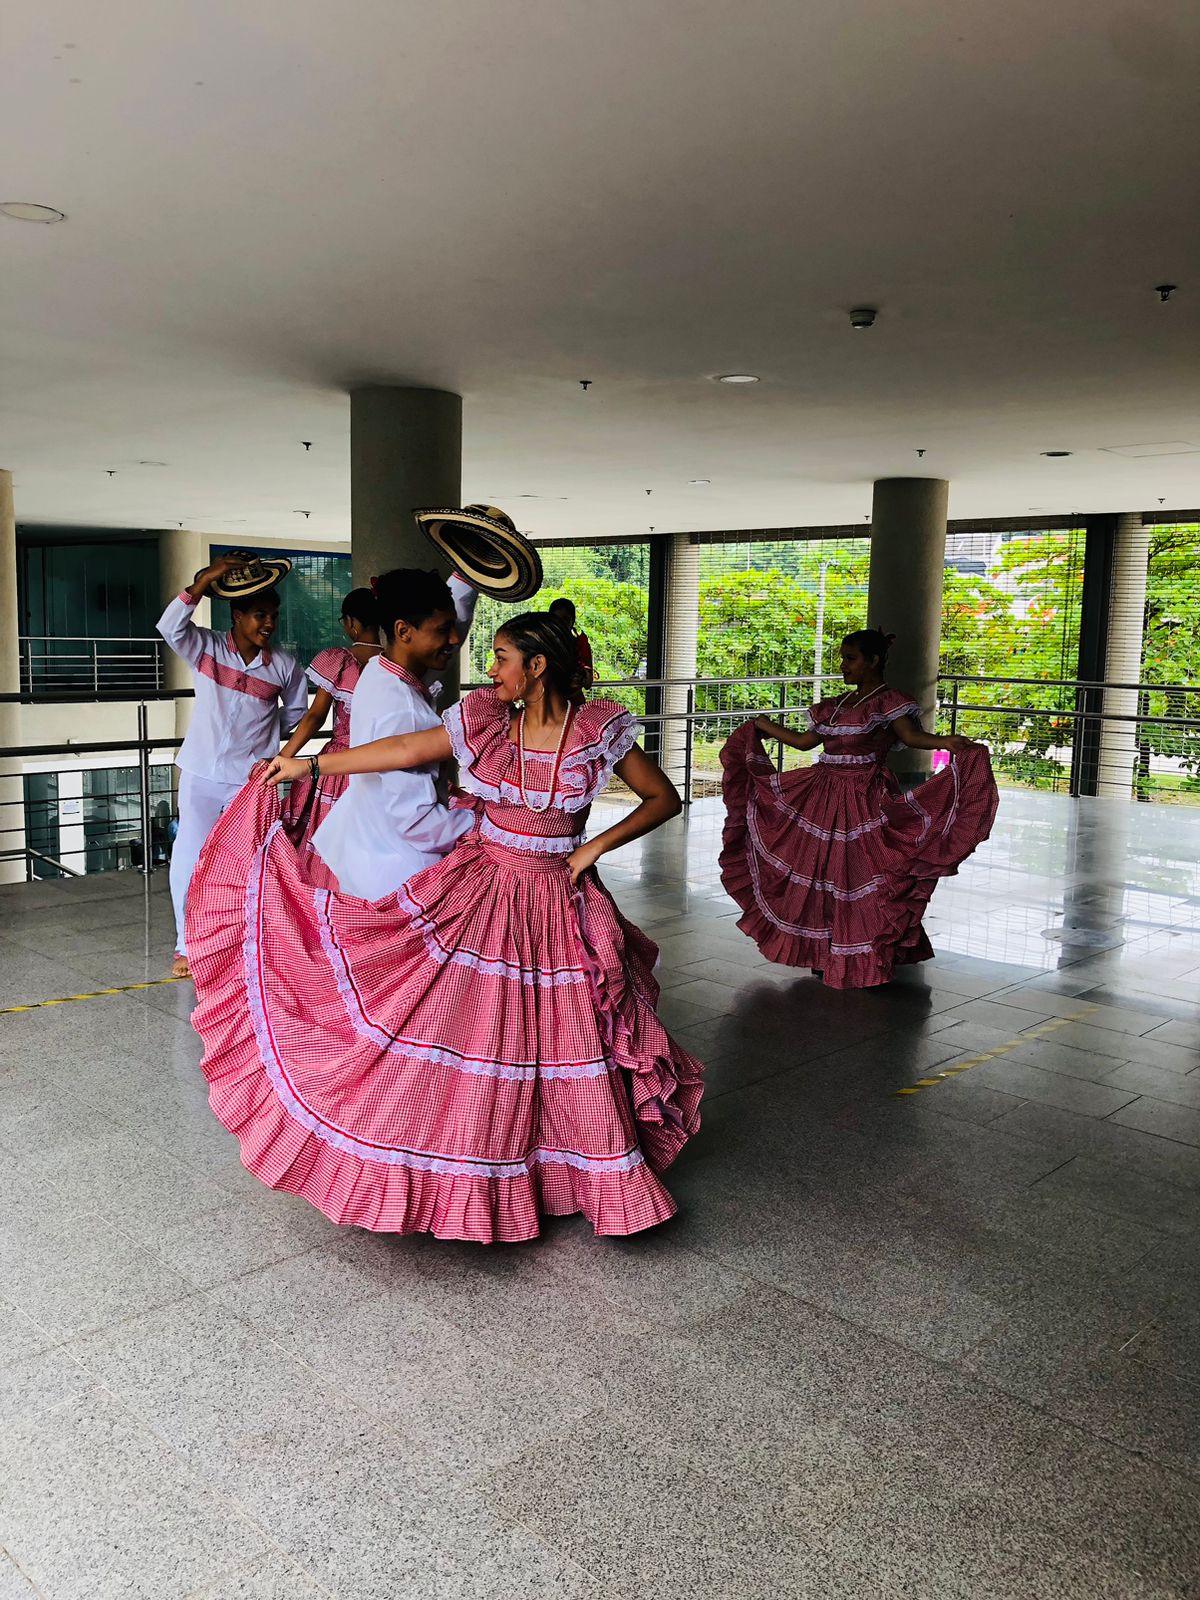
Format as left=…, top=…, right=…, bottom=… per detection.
left=171, top=953, right=192, bottom=981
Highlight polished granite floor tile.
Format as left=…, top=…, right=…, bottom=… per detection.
left=1, top=790, right=1199, bottom=1596
left=0, top=1389, right=270, bottom=1600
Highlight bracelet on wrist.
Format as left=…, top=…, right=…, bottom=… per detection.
left=309, top=754, right=320, bottom=782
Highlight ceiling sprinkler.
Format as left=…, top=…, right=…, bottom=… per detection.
left=1154, top=285, right=1177, bottom=302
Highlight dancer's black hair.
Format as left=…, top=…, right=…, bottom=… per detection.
left=547, top=597, right=577, bottom=626
left=841, top=627, right=896, bottom=668
left=371, top=568, right=454, bottom=643
left=497, top=612, right=586, bottom=700
left=230, top=587, right=281, bottom=615
left=340, top=588, right=380, bottom=630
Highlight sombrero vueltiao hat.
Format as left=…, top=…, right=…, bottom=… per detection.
left=210, top=551, right=293, bottom=601
left=414, top=505, right=542, bottom=603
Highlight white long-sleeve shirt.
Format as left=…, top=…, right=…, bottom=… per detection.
left=157, top=591, right=309, bottom=783
left=309, top=574, right=480, bottom=900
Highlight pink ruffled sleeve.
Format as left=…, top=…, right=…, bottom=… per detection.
left=557, top=700, right=640, bottom=814
left=306, top=647, right=358, bottom=704
left=879, top=686, right=921, bottom=728
left=442, top=688, right=514, bottom=802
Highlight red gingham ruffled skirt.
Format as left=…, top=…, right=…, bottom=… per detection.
left=719, top=724, right=998, bottom=988
left=186, top=776, right=704, bottom=1242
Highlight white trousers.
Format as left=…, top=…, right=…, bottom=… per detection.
left=170, top=770, right=241, bottom=958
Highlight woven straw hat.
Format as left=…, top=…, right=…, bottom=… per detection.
left=210, top=551, right=293, bottom=600
left=414, top=505, right=542, bottom=602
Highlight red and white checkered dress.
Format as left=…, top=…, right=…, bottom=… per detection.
left=280, top=647, right=362, bottom=852
left=187, top=688, right=704, bottom=1242
left=719, top=685, right=998, bottom=989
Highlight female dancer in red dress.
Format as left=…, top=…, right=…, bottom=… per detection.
left=720, top=628, right=998, bottom=989
left=185, top=613, right=703, bottom=1243
left=277, top=588, right=382, bottom=851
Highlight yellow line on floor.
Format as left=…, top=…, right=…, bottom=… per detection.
left=892, top=1006, right=1097, bottom=1098
left=0, top=977, right=187, bottom=1016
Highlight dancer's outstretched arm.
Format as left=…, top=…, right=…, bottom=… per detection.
left=891, top=715, right=976, bottom=754
left=565, top=745, right=681, bottom=886
left=752, top=715, right=821, bottom=751
left=263, top=726, right=453, bottom=785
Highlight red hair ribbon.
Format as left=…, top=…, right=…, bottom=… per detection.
left=369, top=575, right=380, bottom=597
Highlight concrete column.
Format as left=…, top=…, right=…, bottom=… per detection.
left=350, top=387, right=463, bottom=702
left=0, top=469, right=27, bottom=881
left=1096, top=513, right=1150, bottom=800
left=661, top=533, right=700, bottom=790
left=157, top=528, right=210, bottom=751
left=866, top=477, right=949, bottom=783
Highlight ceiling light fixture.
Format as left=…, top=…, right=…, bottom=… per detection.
left=0, top=201, right=66, bottom=223
left=1041, top=451, right=1072, bottom=458
left=688, top=479, right=711, bottom=485
left=849, top=307, right=877, bottom=330
left=713, top=373, right=759, bottom=384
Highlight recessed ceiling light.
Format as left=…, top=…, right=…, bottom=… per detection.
left=137, top=460, right=168, bottom=467
left=714, top=373, right=760, bottom=384
left=1040, top=451, right=1072, bottom=458
left=688, top=479, right=711, bottom=485
left=1, top=201, right=66, bottom=223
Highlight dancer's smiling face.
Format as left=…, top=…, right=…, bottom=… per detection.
left=839, top=641, right=881, bottom=685
left=230, top=600, right=278, bottom=655
left=392, top=607, right=460, bottom=676
left=487, top=630, right=543, bottom=704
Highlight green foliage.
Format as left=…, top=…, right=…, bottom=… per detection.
left=1139, top=525, right=1200, bottom=776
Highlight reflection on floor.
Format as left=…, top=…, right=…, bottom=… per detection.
left=0, top=789, right=1198, bottom=1598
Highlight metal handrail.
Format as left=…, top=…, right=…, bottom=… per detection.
left=18, top=633, right=164, bottom=644
left=939, top=672, right=1199, bottom=695
left=19, top=634, right=167, bottom=698
left=0, top=738, right=184, bottom=759
left=946, top=702, right=1199, bottom=731
left=3, top=671, right=1199, bottom=887
left=0, top=689, right=194, bottom=706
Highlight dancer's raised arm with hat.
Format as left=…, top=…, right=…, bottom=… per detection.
left=156, top=551, right=307, bottom=979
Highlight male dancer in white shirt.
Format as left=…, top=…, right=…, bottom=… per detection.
left=309, top=568, right=478, bottom=899
left=158, top=554, right=309, bottom=977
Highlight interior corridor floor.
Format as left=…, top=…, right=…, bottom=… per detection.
left=1, top=787, right=1198, bottom=1599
